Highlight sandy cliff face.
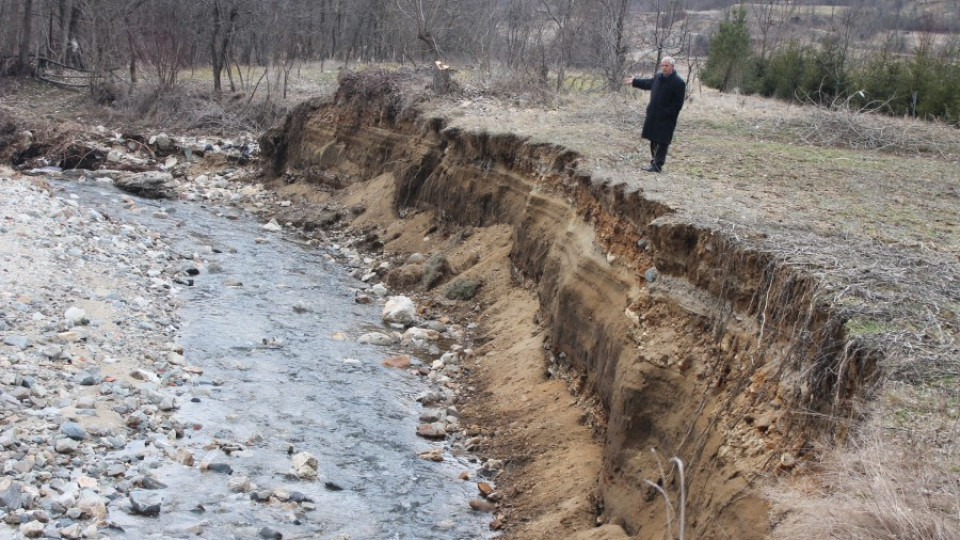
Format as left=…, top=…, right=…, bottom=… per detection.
left=258, top=73, right=877, bottom=539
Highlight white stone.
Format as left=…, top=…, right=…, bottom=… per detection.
left=291, top=451, right=317, bottom=470
left=382, top=296, right=416, bottom=325
left=403, top=327, right=440, bottom=342
left=19, top=521, right=44, bottom=538
left=228, top=476, right=253, bottom=493
left=64, top=306, right=87, bottom=325
left=262, top=219, right=283, bottom=232
left=291, top=451, right=318, bottom=480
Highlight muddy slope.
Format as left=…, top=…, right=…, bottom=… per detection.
left=259, top=73, right=878, bottom=538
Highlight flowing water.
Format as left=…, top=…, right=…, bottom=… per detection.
left=60, top=179, right=493, bottom=540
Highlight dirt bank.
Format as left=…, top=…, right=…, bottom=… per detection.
left=249, top=71, right=960, bottom=539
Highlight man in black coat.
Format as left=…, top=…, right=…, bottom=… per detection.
left=623, top=56, right=686, bottom=172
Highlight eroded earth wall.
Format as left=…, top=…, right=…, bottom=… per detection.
left=259, top=79, right=879, bottom=539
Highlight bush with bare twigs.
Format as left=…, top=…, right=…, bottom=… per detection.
left=0, top=107, right=103, bottom=170
left=0, top=106, right=20, bottom=159
left=333, top=68, right=427, bottom=125
left=114, top=85, right=290, bottom=135
left=778, top=93, right=960, bottom=159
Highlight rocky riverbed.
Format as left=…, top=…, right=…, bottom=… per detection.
left=0, top=137, right=502, bottom=539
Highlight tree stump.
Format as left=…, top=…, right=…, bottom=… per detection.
left=432, top=61, right=457, bottom=95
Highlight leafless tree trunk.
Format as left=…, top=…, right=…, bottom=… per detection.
left=0, top=2, right=8, bottom=58
left=211, top=0, right=239, bottom=94
left=463, top=1, right=500, bottom=73
left=331, top=0, right=343, bottom=61
left=500, top=0, right=536, bottom=70
left=18, top=0, right=34, bottom=73
left=58, top=0, right=75, bottom=64
left=593, top=0, right=631, bottom=89
left=121, top=1, right=149, bottom=88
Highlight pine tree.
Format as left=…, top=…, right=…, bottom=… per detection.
left=702, top=5, right=751, bottom=93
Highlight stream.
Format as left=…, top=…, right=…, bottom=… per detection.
left=58, top=178, right=494, bottom=540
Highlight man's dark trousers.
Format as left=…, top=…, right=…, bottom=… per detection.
left=650, top=141, right=669, bottom=170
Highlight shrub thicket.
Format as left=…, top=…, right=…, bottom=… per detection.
left=703, top=23, right=960, bottom=125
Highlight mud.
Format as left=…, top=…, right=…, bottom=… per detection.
left=257, top=74, right=880, bottom=539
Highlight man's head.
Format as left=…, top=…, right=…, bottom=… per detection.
left=660, top=57, right=676, bottom=76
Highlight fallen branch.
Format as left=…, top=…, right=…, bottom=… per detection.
left=33, top=74, right=87, bottom=89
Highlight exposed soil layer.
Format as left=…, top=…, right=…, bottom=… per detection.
left=255, top=72, right=899, bottom=539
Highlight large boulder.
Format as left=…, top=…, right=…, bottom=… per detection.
left=114, top=171, right=177, bottom=199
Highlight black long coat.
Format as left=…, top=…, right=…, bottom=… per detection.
left=632, top=71, right=686, bottom=145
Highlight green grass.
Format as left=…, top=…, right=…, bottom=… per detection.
left=844, top=317, right=897, bottom=337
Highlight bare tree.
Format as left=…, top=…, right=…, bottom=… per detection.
left=750, top=0, right=798, bottom=60
left=394, top=0, right=446, bottom=60
left=538, top=0, right=579, bottom=92
left=499, top=0, right=537, bottom=70
left=209, top=0, right=240, bottom=93
left=18, top=0, right=35, bottom=73
left=595, top=0, right=631, bottom=89
left=648, top=0, right=687, bottom=75
left=0, top=0, right=703, bottom=98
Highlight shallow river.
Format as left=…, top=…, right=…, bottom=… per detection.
left=60, top=179, right=493, bottom=540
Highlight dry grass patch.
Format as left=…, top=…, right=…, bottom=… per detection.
left=770, top=389, right=960, bottom=539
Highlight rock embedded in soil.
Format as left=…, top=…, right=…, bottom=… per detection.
left=469, top=499, right=496, bottom=513
left=445, top=279, right=481, bottom=301
left=477, top=482, right=495, bottom=497
left=204, top=462, right=233, bottom=475
left=60, top=421, right=88, bottom=441
left=416, top=424, right=447, bottom=440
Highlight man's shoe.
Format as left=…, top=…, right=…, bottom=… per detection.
left=642, top=164, right=662, bottom=173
